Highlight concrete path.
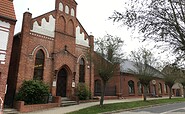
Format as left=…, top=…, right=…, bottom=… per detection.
left=18, top=97, right=168, bottom=114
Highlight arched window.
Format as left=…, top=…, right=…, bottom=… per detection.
left=65, top=5, right=69, bottom=14
left=59, top=2, right=63, bottom=11
left=165, top=84, right=168, bottom=93
left=94, top=79, right=101, bottom=96
left=33, top=49, right=45, bottom=80
left=137, top=81, right=143, bottom=94
left=159, top=83, right=162, bottom=94
left=79, top=58, right=85, bottom=82
left=128, top=80, right=135, bottom=94
left=147, top=85, right=151, bottom=94
left=71, top=8, right=75, bottom=16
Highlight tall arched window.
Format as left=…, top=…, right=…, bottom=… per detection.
left=164, top=84, right=168, bottom=93
left=159, top=83, right=162, bottom=94
left=79, top=58, right=85, bottom=82
left=128, top=80, right=135, bottom=94
left=33, top=49, right=45, bottom=80
left=137, top=81, right=143, bottom=94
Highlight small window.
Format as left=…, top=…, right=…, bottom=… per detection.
left=33, top=49, right=45, bottom=80
left=71, top=8, right=75, bottom=16
left=59, top=3, right=63, bottom=11
left=79, top=58, right=85, bottom=82
left=65, top=5, right=69, bottom=14
left=128, top=80, right=135, bottom=94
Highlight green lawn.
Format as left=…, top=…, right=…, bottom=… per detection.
left=67, top=98, right=185, bottom=114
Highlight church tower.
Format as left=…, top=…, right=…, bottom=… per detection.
left=54, top=0, right=77, bottom=53
left=55, top=0, right=77, bottom=35
left=52, top=0, right=79, bottom=97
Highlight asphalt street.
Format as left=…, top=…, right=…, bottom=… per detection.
left=115, top=102, right=185, bottom=114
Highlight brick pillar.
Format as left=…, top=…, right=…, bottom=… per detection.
left=16, top=12, right=32, bottom=90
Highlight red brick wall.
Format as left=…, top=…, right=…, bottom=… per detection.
left=94, top=72, right=168, bottom=99
left=15, top=96, right=61, bottom=113
left=120, top=73, right=168, bottom=98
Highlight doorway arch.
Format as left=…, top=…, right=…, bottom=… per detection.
left=56, top=68, right=67, bottom=97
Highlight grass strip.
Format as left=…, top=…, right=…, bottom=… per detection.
left=68, top=98, right=185, bottom=114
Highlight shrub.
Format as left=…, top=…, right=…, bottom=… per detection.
left=15, top=80, right=50, bottom=105
left=76, top=83, right=91, bottom=100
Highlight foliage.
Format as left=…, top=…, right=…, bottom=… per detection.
left=76, top=83, right=91, bottom=100
left=93, top=34, right=124, bottom=106
left=95, top=34, right=124, bottom=62
left=128, top=48, right=161, bottom=101
left=68, top=98, right=185, bottom=114
left=15, top=80, right=50, bottom=105
left=110, top=0, right=185, bottom=61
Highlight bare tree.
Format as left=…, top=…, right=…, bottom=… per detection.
left=94, top=34, right=124, bottom=106
left=110, top=0, right=185, bottom=60
left=129, top=48, right=161, bottom=101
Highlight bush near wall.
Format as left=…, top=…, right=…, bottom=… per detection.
left=76, top=83, right=91, bottom=100
left=15, top=80, right=50, bottom=105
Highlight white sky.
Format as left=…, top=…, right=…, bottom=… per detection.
left=13, top=0, right=174, bottom=63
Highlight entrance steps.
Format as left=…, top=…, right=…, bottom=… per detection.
left=3, top=108, right=18, bottom=114
left=61, top=97, right=78, bottom=107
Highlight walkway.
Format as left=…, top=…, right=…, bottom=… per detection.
left=19, top=97, right=167, bottom=114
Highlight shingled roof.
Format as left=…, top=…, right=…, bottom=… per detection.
left=120, top=60, right=164, bottom=78
left=0, top=0, right=16, bottom=21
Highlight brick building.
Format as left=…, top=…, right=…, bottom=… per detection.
left=1, top=0, right=171, bottom=109
left=0, top=0, right=16, bottom=108
left=4, top=0, right=94, bottom=107
left=94, top=60, right=169, bottom=99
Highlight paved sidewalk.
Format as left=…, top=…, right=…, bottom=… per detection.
left=20, top=97, right=167, bottom=114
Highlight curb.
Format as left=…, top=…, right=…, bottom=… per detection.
left=100, top=101, right=185, bottom=114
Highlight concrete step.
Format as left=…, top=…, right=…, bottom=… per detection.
left=3, top=108, right=18, bottom=114
left=61, top=97, right=78, bottom=107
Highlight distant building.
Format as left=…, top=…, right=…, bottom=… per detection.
left=0, top=0, right=16, bottom=108
left=172, top=83, right=183, bottom=97
left=4, top=0, right=94, bottom=107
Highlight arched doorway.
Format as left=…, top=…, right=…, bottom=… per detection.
left=56, top=68, right=67, bottom=97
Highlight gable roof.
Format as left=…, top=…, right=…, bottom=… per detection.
left=71, top=0, right=77, bottom=5
left=0, top=0, right=16, bottom=21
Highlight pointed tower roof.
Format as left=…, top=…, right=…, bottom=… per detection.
left=0, top=0, right=16, bottom=21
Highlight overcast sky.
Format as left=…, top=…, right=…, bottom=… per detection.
left=13, top=0, right=174, bottom=63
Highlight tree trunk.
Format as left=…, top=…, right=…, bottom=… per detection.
left=100, top=82, right=106, bottom=106
left=169, top=87, right=172, bottom=99
left=183, top=87, right=185, bottom=98
left=143, top=85, right=147, bottom=101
